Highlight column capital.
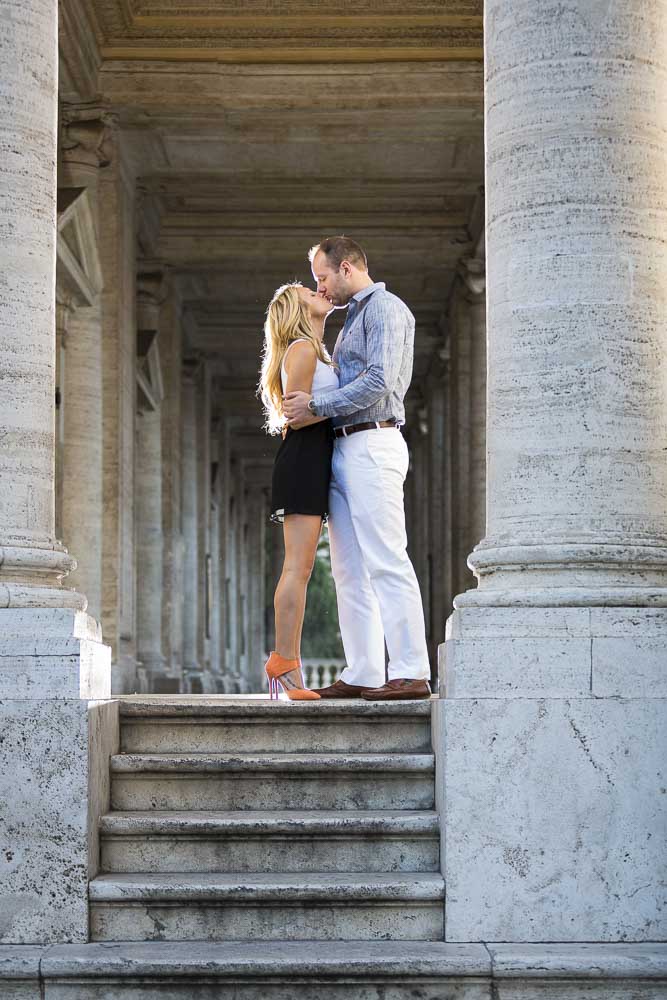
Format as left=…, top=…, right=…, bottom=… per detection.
left=60, top=106, right=118, bottom=169
left=458, top=254, right=486, bottom=299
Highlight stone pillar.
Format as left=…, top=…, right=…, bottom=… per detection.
left=57, top=112, right=109, bottom=626
left=97, top=127, right=138, bottom=693
left=135, top=406, right=165, bottom=688
left=438, top=0, right=667, bottom=943
left=61, top=305, right=104, bottom=622
left=158, top=288, right=184, bottom=690
left=195, top=365, right=212, bottom=684
left=237, top=480, right=250, bottom=691
left=181, top=364, right=200, bottom=685
left=426, top=362, right=448, bottom=666
left=244, top=476, right=268, bottom=693
left=54, top=302, right=70, bottom=544
left=134, top=272, right=167, bottom=692
left=464, top=256, right=486, bottom=559
left=0, top=0, right=111, bottom=943
left=209, top=484, right=222, bottom=688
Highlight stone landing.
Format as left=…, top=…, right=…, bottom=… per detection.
left=1, top=941, right=666, bottom=998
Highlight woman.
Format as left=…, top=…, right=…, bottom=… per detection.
left=259, top=282, right=338, bottom=700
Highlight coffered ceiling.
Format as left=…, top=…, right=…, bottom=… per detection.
left=58, top=1, right=485, bottom=430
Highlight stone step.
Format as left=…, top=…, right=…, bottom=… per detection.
left=110, top=752, right=435, bottom=811
left=118, top=697, right=433, bottom=754
left=8, top=941, right=667, bottom=1000
left=11, top=940, right=493, bottom=999
left=99, top=809, right=440, bottom=873
left=89, top=872, right=446, bottom=942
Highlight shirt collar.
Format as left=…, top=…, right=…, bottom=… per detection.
left=351, top=281, right=385, bottom=304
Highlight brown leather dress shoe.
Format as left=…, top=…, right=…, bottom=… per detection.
left=312, top=678, right=375, bottom=698
left=361, top=678, right=432, bottom=700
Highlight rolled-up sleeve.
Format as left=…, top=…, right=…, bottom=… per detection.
left=313, top=296, right=407, bottom=418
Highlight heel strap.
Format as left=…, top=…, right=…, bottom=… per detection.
left=266, top=652, right=301, bottom=680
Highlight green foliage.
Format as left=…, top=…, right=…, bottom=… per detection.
left=301, top=529, right=345, bottom=658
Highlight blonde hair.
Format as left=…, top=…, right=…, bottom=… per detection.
left=259, top=282, right=334, bottom=435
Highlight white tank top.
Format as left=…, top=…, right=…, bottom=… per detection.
left=280, top=338, right=339, bottom=395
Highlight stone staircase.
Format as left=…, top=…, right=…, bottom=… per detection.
left=3, top=696, right=663, bottom=997
left=89, top=697, right=444, bottom=945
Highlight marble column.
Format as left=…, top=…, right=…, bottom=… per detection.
left=60, top=305, right=104, bottom=622
left=135, top=405, right=165, bottom=688
left=158, top=289, right=184, bottom=690
left=225, top=456, right=243, bottom=692
left=195, top=365, right=212, bottom=685
left=180, top=364, right=200, bottom=685
left=426, top=362, right=448, bottom=666
left=54, top=302, right=70, bottom=544
left=244, top=476, right=268, bottom=693
left=437, top=0, right=667, bottom=944
left=97, top=127, right=138, bottom=693
left=0, top=0, right=111, bottom=943
left=209, top=485, right=222, bottom=688
left=57, top=113, right=109, bottom=626
left=237, top=480, right=250, bottom=691
left=463, top=257, right=486, bottom=561
left=134, top=272, right=167, bottom=692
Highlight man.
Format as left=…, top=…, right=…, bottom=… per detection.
left=282, top=236, right=431, bottom=700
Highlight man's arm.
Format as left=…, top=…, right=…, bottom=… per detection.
left=282, top=341, right=330, bottom=429
left=312, top=296, right=408, bottom=418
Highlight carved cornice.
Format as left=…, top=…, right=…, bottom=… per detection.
left=80, top=0, right=483, bottom=64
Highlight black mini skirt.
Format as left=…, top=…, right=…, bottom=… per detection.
left=270, top=419, right=334, bottom=524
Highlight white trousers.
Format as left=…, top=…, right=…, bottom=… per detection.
left=328, top=427, right=431, bottom=687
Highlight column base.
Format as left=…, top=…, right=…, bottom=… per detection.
left=462, top=541, right=667, bottom=607
left=436, top=605, right=666, bottom=942
left=0, top=608, right=114, bottom=944
left=0, top=543, right=86, bottom=610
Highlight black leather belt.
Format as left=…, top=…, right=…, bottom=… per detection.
left=333, top=419, right=398, bottom=439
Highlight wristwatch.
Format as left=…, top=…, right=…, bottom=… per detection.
left=307, top=397, right=318, bottom=416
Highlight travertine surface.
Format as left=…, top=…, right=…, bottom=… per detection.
left=438, top=695, right=665, bottom=942
left=180, top=371, right=199, bottom=678
left=135, top=407, right=165, bottom=683
left=437, top=0, right=667, bottom=946
left=462, top=0, right=667, bottom=607
left=0, top=0, right=82, bottom=609
left=62, top=307, right=104, bottom=621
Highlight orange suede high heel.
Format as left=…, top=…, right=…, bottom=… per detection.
left=265, top=652, right=321, bottom=701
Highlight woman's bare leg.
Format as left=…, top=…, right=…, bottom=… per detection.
left=273, top=514, right=322, bottom=688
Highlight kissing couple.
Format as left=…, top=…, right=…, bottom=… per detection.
left=259, top=236, right=431, bottom=702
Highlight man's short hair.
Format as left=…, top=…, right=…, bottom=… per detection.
left=308, top=236, right=368, bottom=272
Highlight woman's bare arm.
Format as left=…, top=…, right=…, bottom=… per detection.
left=283, top=342, right=329, bottom=429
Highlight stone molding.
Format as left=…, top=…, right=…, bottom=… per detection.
left=0, top=545, right=85, bottom=611
left=82, top=2, right=483, bottom=64
left=60, top=110, right=117, bottom=169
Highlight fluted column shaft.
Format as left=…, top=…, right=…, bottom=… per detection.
left=136, top=407, right=165, bottom=683
left=0, top=0, right=81, bottom=608
left=461, top=0, right=667, bottom=607
left=181, top=371, right=199, bottom=676
left=61, top=306, right=103, bottom=619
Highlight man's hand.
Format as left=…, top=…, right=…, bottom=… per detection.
left=283, top=390, right=312, bottom=425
